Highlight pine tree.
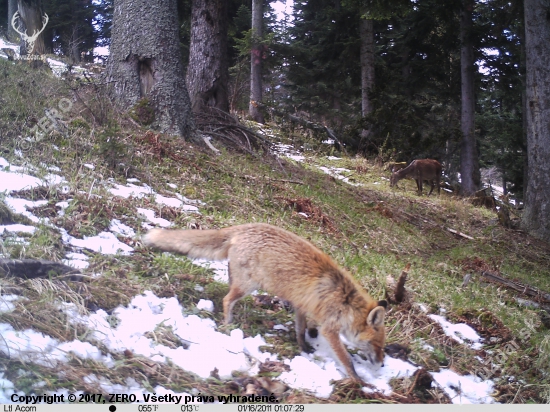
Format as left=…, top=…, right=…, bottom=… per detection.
left=285, top=0, right=362, bottom=127
left=522, top=0, right=550, bottom=241
left=476, top=0, right=524, bottom=197
left=14, top=0, right=48, bottom=55
left=459, top=0, right=480, bottom=195
left=106, top=0, right=195, bottom=138
left=249, top=0, right=264, bottom=122
left=186, top=0, right=230, bottom=112
left=42, top=0, right=96, bottom=61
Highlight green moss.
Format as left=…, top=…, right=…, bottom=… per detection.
left=129, top=98, right=155, bottom=126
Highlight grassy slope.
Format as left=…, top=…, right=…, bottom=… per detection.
left=1, top=59, right=549, bottom=403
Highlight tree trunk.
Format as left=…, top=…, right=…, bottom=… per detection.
left=68, top=24, right=81, bottom=63
left=186, top=0, right=229, bottom=113
left=106, top=0, right=194, bottom=138
left=360, top=16, right=375, bottom=139
left=249, top=0, right=264, bottom=123
left=459, top=0, right=480, bottom=196
left=7, top=0, right=18, bottom=43
left=522, top=0, right=550, bottom=242
left=15, top=0, right=47, bottom=55
left=360, top=17, right=375, bottom=118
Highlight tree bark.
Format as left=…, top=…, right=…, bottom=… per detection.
left=186, top=0, right=229, bottom=113
left=7, top=0, right=18, bottom=42
left=106, top=0, right=195, bottom=138
left=360, top=17, right=375, bottom=118
left=249, top=0, right=264, bottom=123
left=459, top=0, right=480, bottom=196
left=15, top=0, right=47, bottom=55
left=522, top=0, right=550, bottom=242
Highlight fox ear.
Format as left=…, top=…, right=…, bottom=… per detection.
left=367, top=306, right=386, bottom=327
left=377, top=300, right=388, bottom=308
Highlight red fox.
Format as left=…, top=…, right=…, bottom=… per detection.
left=390, top=159, right=442, bottom=196
left=143, top=223, right=387, bottom=381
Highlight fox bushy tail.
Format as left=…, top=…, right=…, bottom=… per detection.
left=142, top=228, right=234, bottom=260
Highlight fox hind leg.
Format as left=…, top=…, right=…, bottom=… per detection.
left=222, top=259, right=257, bottom=324
left=223, top=286, right=246, bottom=324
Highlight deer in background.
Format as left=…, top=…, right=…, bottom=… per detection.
left=390, top=159, right=442, bottom=196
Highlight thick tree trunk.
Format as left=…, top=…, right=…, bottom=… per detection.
left=360, top=16, right=375, bottom=139
left=7, top=0, right=18, bottom=43
left=106, top=0, right=194, bottom=138
left=459, top=0, right=480, bottom=196
left=15, top=0, right=47, bottom=55
left=187, top=0, right=229, bottom=113
left=249, top=0, right=264, bottom=123
left=522, top=0, right=550, bottom=242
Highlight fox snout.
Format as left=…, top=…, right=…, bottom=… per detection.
left=359, top=343, right=385, bottom=369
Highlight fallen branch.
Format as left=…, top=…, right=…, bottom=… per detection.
left=194, top=106, right=273, bottom=155
left=199, top=134, right=221, bottom=155
left=242, top=175, right=304, bottom=185
left=0, top=259, right=82, bottom=281
left=447, top=227, right=474, bottom=240
left=480, top=270, right=550, bottom=303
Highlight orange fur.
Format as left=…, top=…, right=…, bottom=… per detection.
left=143, top=223, right=387, bottom=381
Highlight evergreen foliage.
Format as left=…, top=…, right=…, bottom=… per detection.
left=284, top=0, right=361, bottom=125
left=40, top=0, right=99, bottom=61
left=0, top=2, right=7, bottom=34
left=2, top=0, right=527, bottom=198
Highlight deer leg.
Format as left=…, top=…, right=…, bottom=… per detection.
left=415, top=178, right=423, bottom=195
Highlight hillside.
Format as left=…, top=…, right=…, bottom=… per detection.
left=0, top=58, right=549, bottom=404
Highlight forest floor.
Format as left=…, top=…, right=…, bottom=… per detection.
left=0, top=57, right=549, bottom=404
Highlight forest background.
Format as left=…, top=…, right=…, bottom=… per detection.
left=0, top=0, right=548, bottom=243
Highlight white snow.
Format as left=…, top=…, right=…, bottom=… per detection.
left=273, top=143, right=305, bottom=162
left=318, top=166, right=357, bottom=185
left=0, top=295, right=20, bottom=313
left=0, top=224, right=36, bottom=235
left=62, top=252, right=90, bottom=269
left=137, top=208, right=172, bottom=228
left=429, top=314, right=483, bottom=350
left=60, top=228, right=134, bottom=256
left=0, top=169, right=42, bottom=192
left=3, top=198, right=48, bottom=223
left=110, top=219, right=136, bottom=238
left=0, top=153, right=498, bottom=404
left=196, top=299, right=214, bottom=312
left=109, top=182, right=155, bottom=199
left=431, top=370, right=494, bottom=404
left=191, top=259, right=229, bottom=283
left=47, top=58, right=69, bottom=77
left=279, top=356, right=341, bottom=398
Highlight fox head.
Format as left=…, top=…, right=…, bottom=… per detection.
left=356, top=300, right=387, bottom=367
